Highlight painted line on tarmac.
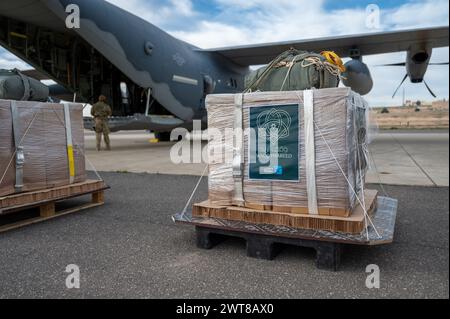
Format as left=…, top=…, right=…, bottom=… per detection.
left=390, top=134, right=438, bottom=187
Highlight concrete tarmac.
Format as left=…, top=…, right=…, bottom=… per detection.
left=0, top=173, right=448, bottom=298
left=85, top=130, right=449, bottom=187
left=367, top=131, right=449, bottom=187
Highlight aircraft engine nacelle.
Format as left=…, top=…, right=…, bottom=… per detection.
left=406, top=48, right=432, bottom=82
left=342, top=59, right=373, bottom=95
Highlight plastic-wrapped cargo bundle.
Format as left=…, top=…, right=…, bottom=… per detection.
left=206, top=87, right=370, bottom=217
left=0, top=100, right=86, bottom=197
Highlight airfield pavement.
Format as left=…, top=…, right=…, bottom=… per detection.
left=0, top=175, right=448, bottom=298
left=0, top=130, right=448, bottom=298
left=84, top=129, right=450, bottom=187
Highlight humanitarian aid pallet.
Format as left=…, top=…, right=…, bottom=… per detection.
left=173, top=196, right=398, bottom=271
left=0, top=180, right=108, bottom=233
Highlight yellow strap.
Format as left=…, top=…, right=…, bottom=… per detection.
left=63, top=103, right=75, bottom=183
left=321, top=51, right=346, bottom=73
left=67, top=145, right=75, bottom=178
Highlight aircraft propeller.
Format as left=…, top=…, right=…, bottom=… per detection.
left=376, top=62, right=449, bottom=98
left=392, top=74, right=409, bottom=98
left=377, top=62, right=449, bottom=66
left=423, top=79, right=437, bottom=98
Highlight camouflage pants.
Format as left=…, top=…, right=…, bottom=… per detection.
left=94, top=117, right=111, bottom=150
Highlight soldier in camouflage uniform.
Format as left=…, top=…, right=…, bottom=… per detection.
left=91, top=95, right=112, bottom=151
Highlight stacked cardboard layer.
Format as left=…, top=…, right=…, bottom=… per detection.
left=193, top=189, right=378, bottom=234
left=0, top=100, right=86, bottom=197
left=206, top=88, right=369, bottom=218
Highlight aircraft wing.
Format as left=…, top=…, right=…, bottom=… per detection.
left=201, top=26, right=449, bottom=66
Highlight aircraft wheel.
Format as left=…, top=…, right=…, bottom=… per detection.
left=154, top=132, right=172, bottom=142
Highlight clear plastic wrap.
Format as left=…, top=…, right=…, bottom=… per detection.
left=0, top=100, right=86, bottom=197
left=206, top=87, right=370, bottom=217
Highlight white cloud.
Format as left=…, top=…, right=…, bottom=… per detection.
left=384, top=0, right=449, bottom=29
left=0, top=49, right=30, bottom=70
left=170, top=0, right=448, bottom=48
left=170, top=0, right=194, bottom=17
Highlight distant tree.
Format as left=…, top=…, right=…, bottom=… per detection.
left=381, top=107, right=389, bottom=114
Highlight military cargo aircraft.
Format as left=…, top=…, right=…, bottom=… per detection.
left=0, top=0, right=448, bottom=139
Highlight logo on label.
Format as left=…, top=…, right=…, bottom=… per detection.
left=257, top=108, right=291, bottom=143
left=249, top=104, right=299, bottom=181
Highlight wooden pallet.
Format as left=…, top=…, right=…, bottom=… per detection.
left=0, top=180, right=108, bottom=233
left=244, top=202, right=352, bottom=217
left=193, top=190, right=378, bottom=234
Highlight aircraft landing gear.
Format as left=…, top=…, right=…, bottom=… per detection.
left=154, top=131, right=186, bottom=142
left=154, top=132, right=172, bottom=142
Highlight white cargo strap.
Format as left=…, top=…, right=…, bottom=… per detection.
left=232, top=93, right=245, bottom=206
left=304, top=90, right=319, bottom=215
left=15, top=69, right=31, bottom=101
left=10, top=101, right=25, bottom=192
left=63, top=103, right=75, bottom=184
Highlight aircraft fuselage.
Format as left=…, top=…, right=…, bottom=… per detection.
left=0, top=0, right=249, bottom=132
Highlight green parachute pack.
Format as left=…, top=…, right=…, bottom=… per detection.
left=245, top=49, right=342, bottom=92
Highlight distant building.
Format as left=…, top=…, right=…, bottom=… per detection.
left=432, top=99, right=449, bottom=110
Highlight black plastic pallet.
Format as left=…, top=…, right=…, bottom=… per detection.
left=174, top=196, right=398, bottom=271
left=196, top=225, right=342, bottom=271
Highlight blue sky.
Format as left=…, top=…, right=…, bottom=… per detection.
left=191, top=0, right=405, bottom=13
left=164, top=0, right=409, bottom=17
left=323, top=0, right=404, bottom=10
left=0, top=0, right=448, bottom=106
